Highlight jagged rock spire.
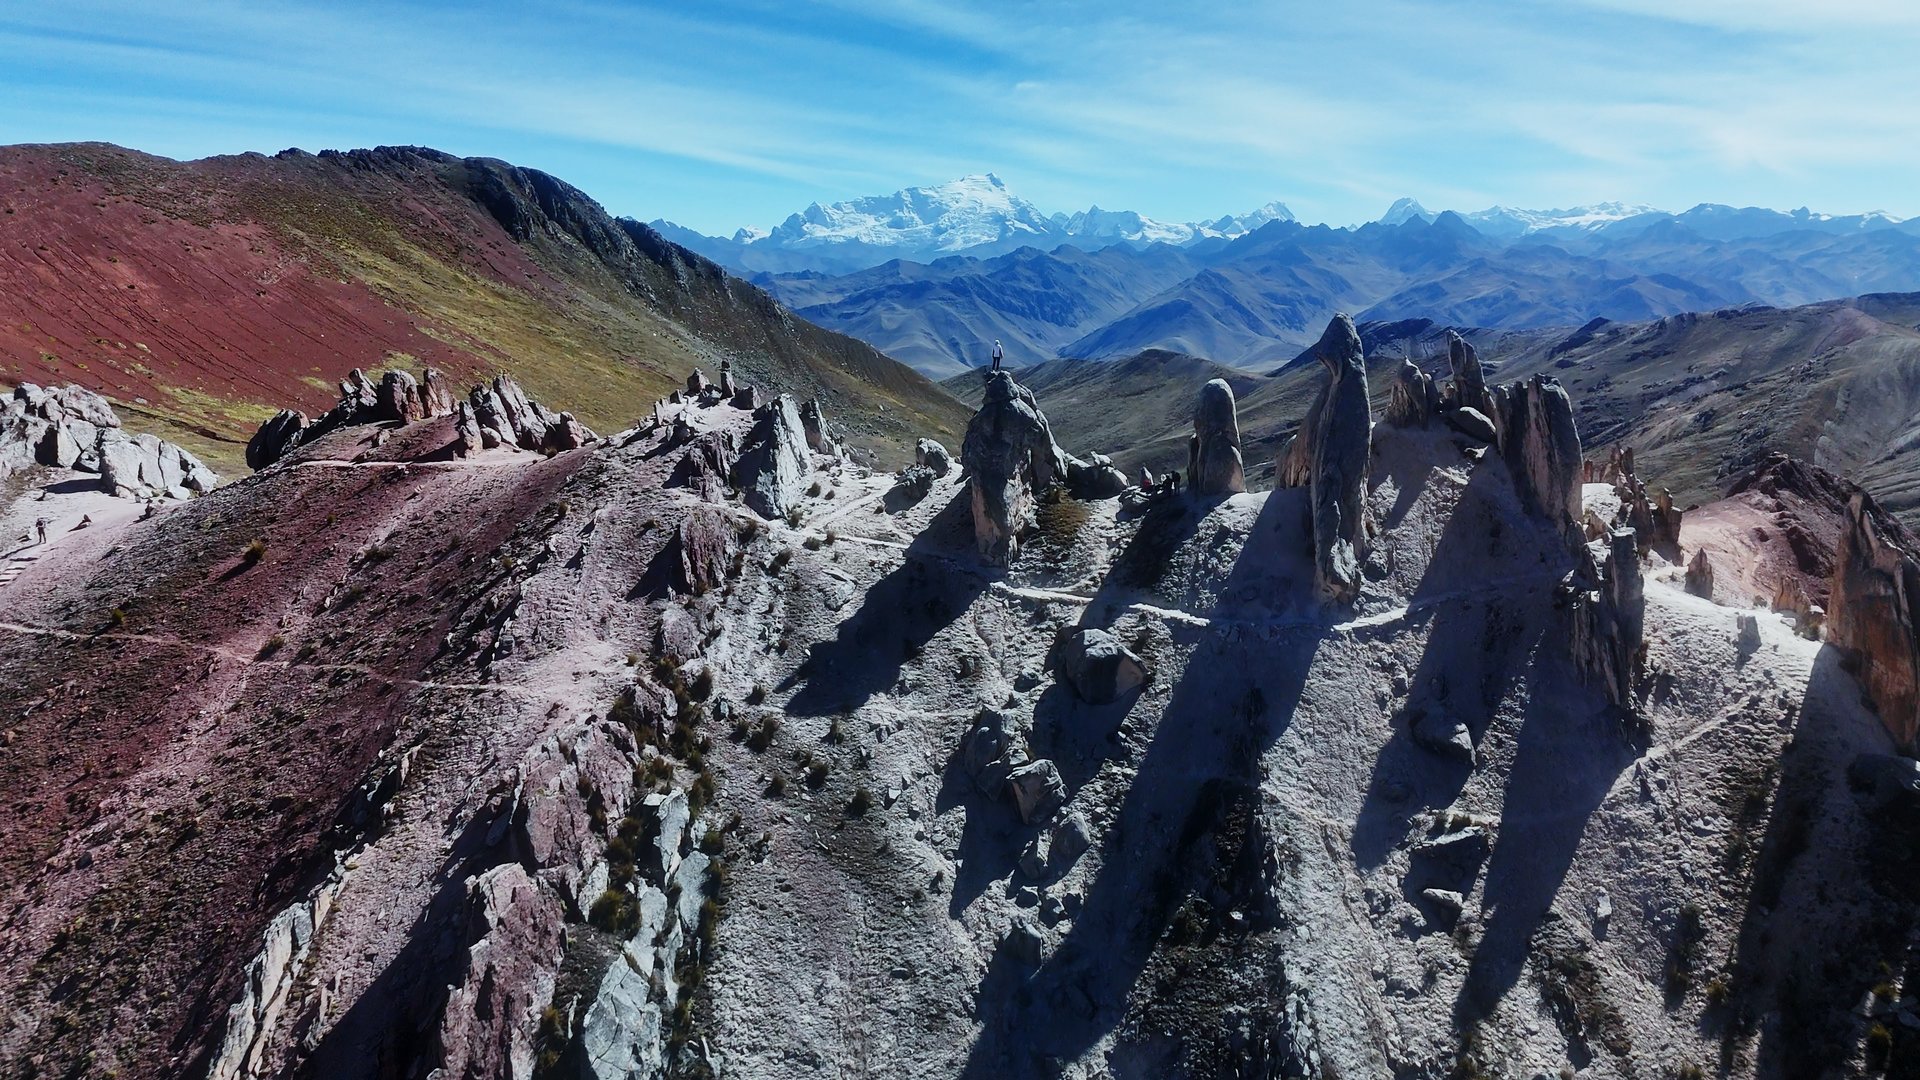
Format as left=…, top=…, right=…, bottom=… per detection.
left=1444, top=331, right=1494, bottom=416
left=1275, top=315, right=1374, bottom=604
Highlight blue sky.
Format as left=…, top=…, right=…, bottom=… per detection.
left=4, top=0, right=1918, bottom=234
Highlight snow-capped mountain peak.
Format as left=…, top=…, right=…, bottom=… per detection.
left=766, top=173, right=1055, bottom=253
left=1379, top=197, right=1434, bottom=226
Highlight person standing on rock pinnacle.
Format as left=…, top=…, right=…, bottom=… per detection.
left=990, top=339, right=1004, bottom=372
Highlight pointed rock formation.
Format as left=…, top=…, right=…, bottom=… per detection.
left=1495, top=375, right=1583, bottom=530
left=1685, top=549, right=1715, bottom=600
left=374, top=370, right=423, bottom=424
left=798, top=398, right=838, bottom=458
left=961, top=372, right=1069, bottom=565
left=731, top=394, right=812, bottom=520
left=1282, top=315, right=1374, bottom=605
left=247, top=409, right=309, bottom=470
left=1385, top=359, right=1439, bottom=428
left=1188, top=378, right=1247, bottom=496
left=1443, top=332, right=1495, bottom=416
left=1828, top=491, right=1920, bottom=750
left=1569, top=528, right=1646, bottom=710
left=420, top=367, right=458, bottom=417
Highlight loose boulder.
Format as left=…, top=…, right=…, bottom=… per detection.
left=1054, top=627, right=1150, bottom=705
left=1065, top=453, right=1129, bottom=500
left=915, top=438, right=953, bottom=478
left=1443, top=406, right=1497, bottom=445
left=1006, top=760, right=1066, bottom=824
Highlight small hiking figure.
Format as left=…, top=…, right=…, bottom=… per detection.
left=990, top=339, right=1004, bottom=372
left=1139, top=467, right=1156, bottom=492
left=34, top=517, right=48, bottom=545
left=1165, top=470, right=1182, bottom=492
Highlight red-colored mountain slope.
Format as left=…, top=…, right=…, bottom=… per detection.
left=0, top=143, right=967, bottom=471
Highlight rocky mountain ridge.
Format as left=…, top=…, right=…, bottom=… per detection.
left=4, top=298, right=1919, bottom=1077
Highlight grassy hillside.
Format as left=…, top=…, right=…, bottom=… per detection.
left=0, top=142, right=968, bottom=474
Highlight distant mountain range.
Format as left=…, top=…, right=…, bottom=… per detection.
left=649, top=174, right=1294, bottom=274
left=654, top=175, right=1920, bottom=378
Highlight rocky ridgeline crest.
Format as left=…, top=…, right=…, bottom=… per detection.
left=1584, top=446, right=1682, bottom=560
left=647, top=370, right=840, bottom=521
left=0, top=383, right=217, bottom=498
left=247, top=367, right=594, bottom=469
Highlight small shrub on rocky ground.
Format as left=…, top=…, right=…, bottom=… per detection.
left=848, top=786, right=874, bottom=817
left=241, top=538, right=268, bottom=565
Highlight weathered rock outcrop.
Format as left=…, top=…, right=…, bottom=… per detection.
left=960, top=372, right=1069, bottom=565
left=0, top=383, right=216, bottom=498
left=1828, top=491, right=1920, bottom=749
left=1568, top=528, right=1646, bottom=710
left=1279, top=316, right=1374, bottom=605
left=432, top=865, right=565, bottom=1080
left=1065, top=453, right=1129, bottom=499
left=915, top=438, right=952, bottom=478
left=670, top=508, right=734, bottom=596
left=667, top=430, right=736, bottom=500
left=97, top=432, right=219, bottom=499
left=1685, top=549, right=1715, bottom=599
left=247, top=365, right=471, bottom=467
left=961, top=709, right=1029, bottom=798
left=731, top=394, right=811, bottom=520
left=1187, top=379, right=1247, bottom=496
left=1591, top=446, right=1682, bottom=560
left=247, top=410, right=309, bottom=470
left=1443, top=331, right=1495, bottom=416
left=799, top=399, right=839, bottom=458
left=1385, top=359, right=1440, bottom=429
left=374, top=370, right=424, bottom=424
left=1494, top=375, right=1583, bottom=530
left=1053, top=627, right=1150, bottom=705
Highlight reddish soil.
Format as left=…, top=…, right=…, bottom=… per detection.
left=0, top=421, right=587, bottom=1074
left=0, top=145, right=499, bottom=427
